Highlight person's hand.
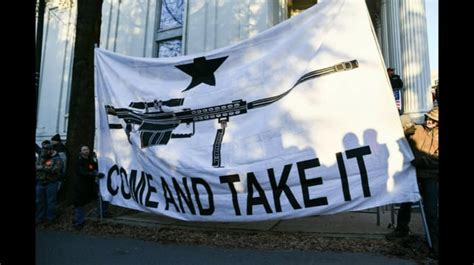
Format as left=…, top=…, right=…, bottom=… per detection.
left=404, top=125, right=416, bottom=136
left=95, top=173, right=105, bottom=184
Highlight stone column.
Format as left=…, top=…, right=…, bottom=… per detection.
left=386, top=0, right=402, bottom=73
left=380, top=0, right=390, bottom=66
left=399, top=0, right=432, bottom=122
left=375, top=15, right=382, bottom=49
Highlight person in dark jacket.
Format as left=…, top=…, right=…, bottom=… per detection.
left=36, top=144, right=63, bottom=224
left=51, top=134, right=67, bottom=153
left=387, top=67, right=403, bottom=90
left=72, top=145, right=99, bottom=229
left=387, top=67, right=404, bottom=114
left=386, top=106, right=439, bottom=257
left=51, top=134, right=67, bottom=182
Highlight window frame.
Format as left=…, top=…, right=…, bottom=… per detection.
left=153, top=0, right=186, bottom=58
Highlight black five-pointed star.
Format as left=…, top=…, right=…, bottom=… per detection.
left=175, top=56, right=228, bottom=92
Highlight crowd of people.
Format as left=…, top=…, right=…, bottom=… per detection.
left=35, top=134, right=108, bottom=230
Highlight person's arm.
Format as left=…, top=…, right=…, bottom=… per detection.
left=51, top=156, right=63, bottom=177
left=77, top=160, right=99, bottom=179
left=392, top=75, right=403, bottom=89
left=77, top=159, right=92, bottom=176
left=404, top=124, right=416, bottom=136
left=397, top=76, right=403, bottom=89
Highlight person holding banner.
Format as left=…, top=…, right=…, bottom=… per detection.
left=72, top=145, right=101, bottom=230
left=386, top=106, right=439, bottom=257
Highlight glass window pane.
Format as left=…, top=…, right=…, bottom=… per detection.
left=159, top=0, right=184, bottom=30
left=158, top=39, right=182, bottom=57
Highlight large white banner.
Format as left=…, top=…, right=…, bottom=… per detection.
left=95, top=0, right=420, bottom=222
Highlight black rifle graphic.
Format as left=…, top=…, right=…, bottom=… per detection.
left=105, top=60, right=358, bottom=167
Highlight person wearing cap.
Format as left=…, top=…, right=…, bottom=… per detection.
left=387, top=67, right=403, bottom=90
left=51, top=134, right=68, bottom=186
left=36, top=144, right=64, bottom=225
left=386, top=106, right=439, bottom=257
left=387, top=67, right=404, bottom=114
left=51, top=133, right=67, bottom=154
